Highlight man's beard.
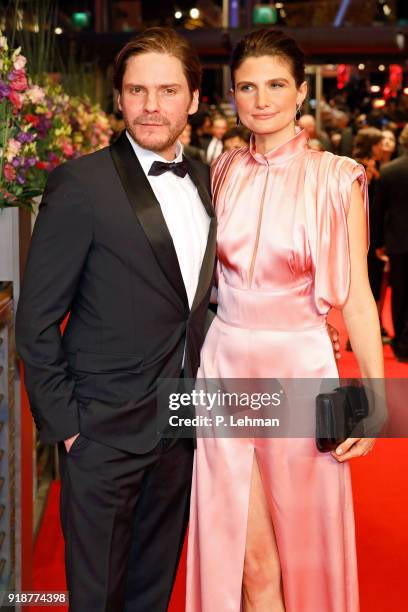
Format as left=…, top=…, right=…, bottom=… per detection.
left=125, top=113, right=187, bottom=154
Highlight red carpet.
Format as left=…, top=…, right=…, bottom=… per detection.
left=32, top=290, right=408, bottom=610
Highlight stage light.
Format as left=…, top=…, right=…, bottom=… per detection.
left=33, top=23, right=39, bottom=33
left=54, top=27, right=63, bottom=35
left=190, top=8, right=200, bottom=19
left=383, top=4, right=392, bottom=16
left=403, top=87, right=408, bottom=95
left=253, top=5, right=278, bottom=24
left=396, top=33, right=405, bottom=50
left=378, top=64, right=386, bottom=71
left=174, top=11, right=183, bottom=19
left=373, top=98, right=386, bottom=108
left=358, top=63, right=365, bottom=70
left=370, top=85, right=381, bottom=93
left=275, top=2, right=284, bottom=8
left=71, top=11, right=91, bottom=29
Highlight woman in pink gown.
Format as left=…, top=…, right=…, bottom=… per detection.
left=186, top=30, right=384, bottom=612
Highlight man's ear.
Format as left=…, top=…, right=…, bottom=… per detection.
left=117, top=92, right=123, bottom=112
left=188, top=89, right=200, bottom=116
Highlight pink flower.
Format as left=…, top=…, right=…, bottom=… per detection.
left=62, top=141, right=74, bottom=157
left=6, top=138, right=21, bottom=162
left=9, top=90, right=23, bottom=109
left=25, top=85, right=45, bottom=104
left=13, top=55, right=27, bottom=70
left=9, top=69, right=28, bottom=92
left=3, top=163, right=16, bottom=182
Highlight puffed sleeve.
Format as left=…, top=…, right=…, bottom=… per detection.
left=306, top=154, right=368, bottom=314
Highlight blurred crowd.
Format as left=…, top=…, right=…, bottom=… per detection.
left=109, top=92, right=408, bottom=362
left=180, top=94, right=408, bottom=363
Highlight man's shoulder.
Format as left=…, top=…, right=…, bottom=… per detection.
left=50, top=145, right=112, bottom=182
left=186, top=156, right=209, bottom=174
left=186, top=156, right=210, bottom=187
left=381, top=155, right=408, bottom=177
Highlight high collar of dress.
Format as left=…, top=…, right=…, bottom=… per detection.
left=249, top=128, right=309, bottom=166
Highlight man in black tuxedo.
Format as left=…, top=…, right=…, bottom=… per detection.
left=374, top=124, right=408, bottom=362
left=16, top=28, right=216, bottom=611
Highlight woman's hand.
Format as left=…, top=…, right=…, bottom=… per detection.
left=331, top=437, right=376, bottom=462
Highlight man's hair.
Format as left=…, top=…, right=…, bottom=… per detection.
left=113, top=27, right=202, bottom=95
left=222, top=127, right=250, bottom=144
left=189, top=111, right=211, bottom=131
left=399, top=124, right=408, bottom=150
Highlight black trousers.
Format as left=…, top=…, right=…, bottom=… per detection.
left=390, top=253, right=408, bottom=357
left=58, top=435, right=194, bottom=612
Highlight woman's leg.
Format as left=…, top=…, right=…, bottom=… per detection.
left=242, top=455, right=285, bottom=612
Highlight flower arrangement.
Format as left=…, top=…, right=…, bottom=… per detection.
left=0, top=33, right=42, bottom=209
left=1, top=31, right=113, bottom=210
left=22, top=82, right=112, bottom=192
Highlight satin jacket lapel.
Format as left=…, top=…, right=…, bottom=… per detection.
left=110, top=132, right=188, bottom=310
left=184, top=157, right=217, bottom=313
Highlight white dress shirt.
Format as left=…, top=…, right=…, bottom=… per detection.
left=126, top=131, right=210, bottom=309
left=206, top=137, right=223, bottom=164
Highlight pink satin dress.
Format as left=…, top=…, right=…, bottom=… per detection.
left=186, top=129, right=368, bottom=612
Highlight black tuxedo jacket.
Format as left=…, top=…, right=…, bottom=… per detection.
left=373, top=155, right=408, bottom=254
left=16, top=132, right=217, bottom=453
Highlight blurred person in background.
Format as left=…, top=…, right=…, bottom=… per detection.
left=374, top=124, right=408, bottom=362
left=351, top=127, right=390, bottom=344
left=206, top=115, right=228, bottom=163
left=180, top=122, right=206, bottom=162
left=335, top=110, right=354, bottom=157
left=355, top=113, right=367, bottom=131
left=308, top=138, right=323, bottom=151
left=222, top=126, right=250, bottom=152
left=298, top=113, right=332, bottom=151
left=380, top=127, right=398, bottom=165
left=190, top=110, right=213, bottom=151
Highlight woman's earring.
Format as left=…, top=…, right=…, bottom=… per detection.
left=295, top=103, right=302, bottom=121
left=236, top=115, right=241, bottom=127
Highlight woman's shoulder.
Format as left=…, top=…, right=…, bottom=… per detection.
left=211, top=146, right=249, bottom=179
left=307, top=149, right=366, bottom=180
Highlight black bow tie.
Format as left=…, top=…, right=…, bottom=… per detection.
left=148, top=160, right=189, bottom=178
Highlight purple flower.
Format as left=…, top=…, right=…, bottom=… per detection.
left=12, top=157, right=21, bottom=168
left=17, top=132, right=35, bottom=144
left=16, top=174, right=25, bottom=185
left=28, top=157, right=37, bottom=166
left=0, top=80, right=10, bottom=98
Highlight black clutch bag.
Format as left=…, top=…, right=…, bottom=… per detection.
left=315, top=385, right=369, bottom=453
